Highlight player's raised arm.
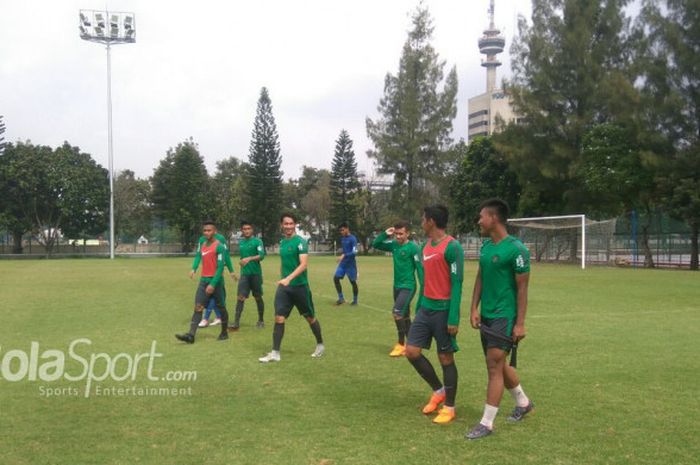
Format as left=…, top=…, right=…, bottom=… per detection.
left=372, top=228, right=395, bottom=252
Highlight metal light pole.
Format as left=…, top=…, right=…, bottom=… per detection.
left=79, top=10, right=135, bottom=259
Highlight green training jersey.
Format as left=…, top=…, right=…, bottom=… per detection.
left=239, top=236, right=265, bottom=275
left=279, top=235, right=308, bottom=286
left=479, top=235, right=530, bottom=320
left=372, top=231, right=423, bottom=290
left=192, top=233, right=233, bottom=273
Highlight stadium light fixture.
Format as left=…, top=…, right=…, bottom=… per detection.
left=79, top=9, right=136, bottom=259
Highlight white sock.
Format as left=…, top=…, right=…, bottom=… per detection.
left=480, top=404, right=499, bottom=429
left=272, top=350, right=280, bottom=356
left=509, top=384, right=530, bottom=407
left=434, top=387, right=445, bottom=395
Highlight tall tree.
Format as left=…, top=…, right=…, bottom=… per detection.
left=0, top=141, right=108, bottom=255
left=52, top=142, right=109, bottom=242
left=499, top=0, right=636, bottom=216
left=580, top=123, right=659, bottom=266
left=246, top=87, right=283, bottom=247
left=114, top=170, right=152, bottom=244
left=449, top=137, right=521, bottom=234
left=211, top=156, right=248, bottom=243
left=0, top=142, right=38, bottom=253
left=330, top=129, right=360, bottom=238
left=301, top=170, right=332, bottom=241
left=151, top=139, right=209, bottom=252
left=638, top=0, right=700, bottom=270
left=366, top=5, right=458, bottom=222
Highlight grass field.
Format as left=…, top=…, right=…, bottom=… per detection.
left=0, top=256, right=698, bottom=465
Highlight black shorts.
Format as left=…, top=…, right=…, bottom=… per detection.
left=195, top=280, right=226, bottom=311
left=407, top=308, right=458, bottom=353
left=392, top=288, right=415, bottom=318
left=480, top=317, right=514, bottom=354
left=274, top=284, right=316, bottom=319
left=238, top=274, right=263, bottom=298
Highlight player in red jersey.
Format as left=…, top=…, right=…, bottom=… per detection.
left=405, top=205, right=464, bottom=424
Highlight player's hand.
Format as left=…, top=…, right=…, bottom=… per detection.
left=189, top=270, right=195, bottom=280
left=447, top=325, right=459, bottom=336
left=512, top=324, right=526, bottom=342
left=385, top=227, right=395, bottom=236
left=277, top=277, right=291, bottom=287
left=205, top=285, right=214, bottom=295
left=336, top=255, right=342, bottom=263
left=470, top=310, right=481, bottom=329
left=240, top=258, right=250, bottom=266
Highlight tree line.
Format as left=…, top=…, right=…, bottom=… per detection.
left=1, top=1, right=698, bottom=269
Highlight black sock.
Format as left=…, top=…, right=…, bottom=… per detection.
left=219, top=307, right=229, bottom=335
left=442, top=362, right=458, bottom=407
left=395, top=319, right=405, bottom=344
left=333, top=277, right=343, bottom=296
left=309, top=320, right=323, bottom=344
left=189, top=312, right=203, bottom=336
left=351, top=280, right=358, bottom=301
left=234, top=300, right=244, bottom=325
left=255, top=297, right=264, bottom=321
left=403, top=318, right=412, bottom=340
left=408, top=354, right=443, bottom=391
left=273, top=322, right=285, bottom=351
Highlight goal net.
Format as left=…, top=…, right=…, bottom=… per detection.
left=507, top=215, right=617, bottom=269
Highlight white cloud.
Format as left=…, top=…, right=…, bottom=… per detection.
left=0, top=0, right=531, bottom=179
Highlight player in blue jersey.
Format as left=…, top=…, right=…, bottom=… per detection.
left=333, top=223, right=359, bottom=305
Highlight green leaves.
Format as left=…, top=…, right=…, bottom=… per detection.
left=151, top=139, right=209, bottom=251
left=366, top=5, right=458, bottom=222
left=246, top=87, right=283, bottom=247
left=330, top=129, right=360, bottom=236
left=0, top=141, right=108, bottom=254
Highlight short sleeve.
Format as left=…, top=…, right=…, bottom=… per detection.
left=298, top=238, right=309, bottom=254
left=512, top=243, right=530, bottom=274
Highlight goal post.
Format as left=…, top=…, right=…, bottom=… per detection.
left=507, top=214, right=617, bottom=269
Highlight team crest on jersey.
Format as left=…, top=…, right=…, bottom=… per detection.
left=492, top=255, right=500, bottom=263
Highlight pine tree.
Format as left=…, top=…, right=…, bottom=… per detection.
left=246, top=87, right=283, bottom=247
left=366, top=5, right=458, bottom=222
left=330, top=129, right=360, bottom=238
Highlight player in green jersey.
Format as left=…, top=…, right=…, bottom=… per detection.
left=258, top=212, right=324, bottom=363
left=176, top=220, right=229, bottom=343
left=190, top=229, right=235, bottom=328
left=466, top=199, right=534, bottom=440
left=372, top=220, right=423, bottom=357
left=230, top=220, right=266, bottom=330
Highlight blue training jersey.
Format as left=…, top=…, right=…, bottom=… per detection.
left=340, top=234, right=358, bottom=264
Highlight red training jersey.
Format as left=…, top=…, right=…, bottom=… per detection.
left=201, top=239, right=221, bottom=277
left=422, top=236, right=455, bottom=300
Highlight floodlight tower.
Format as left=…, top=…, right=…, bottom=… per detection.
left=79, top=9, right=136, bottom=259
left=478, top=0, right=505, bottom=92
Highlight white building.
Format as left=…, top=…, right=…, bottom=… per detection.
left=467, top=0, right=520, bottom=141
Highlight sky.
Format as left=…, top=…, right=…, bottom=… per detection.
left=0, top=0, right=532, bottom=180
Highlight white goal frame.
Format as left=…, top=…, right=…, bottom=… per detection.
left=507, top=214, right=586, bottom=269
